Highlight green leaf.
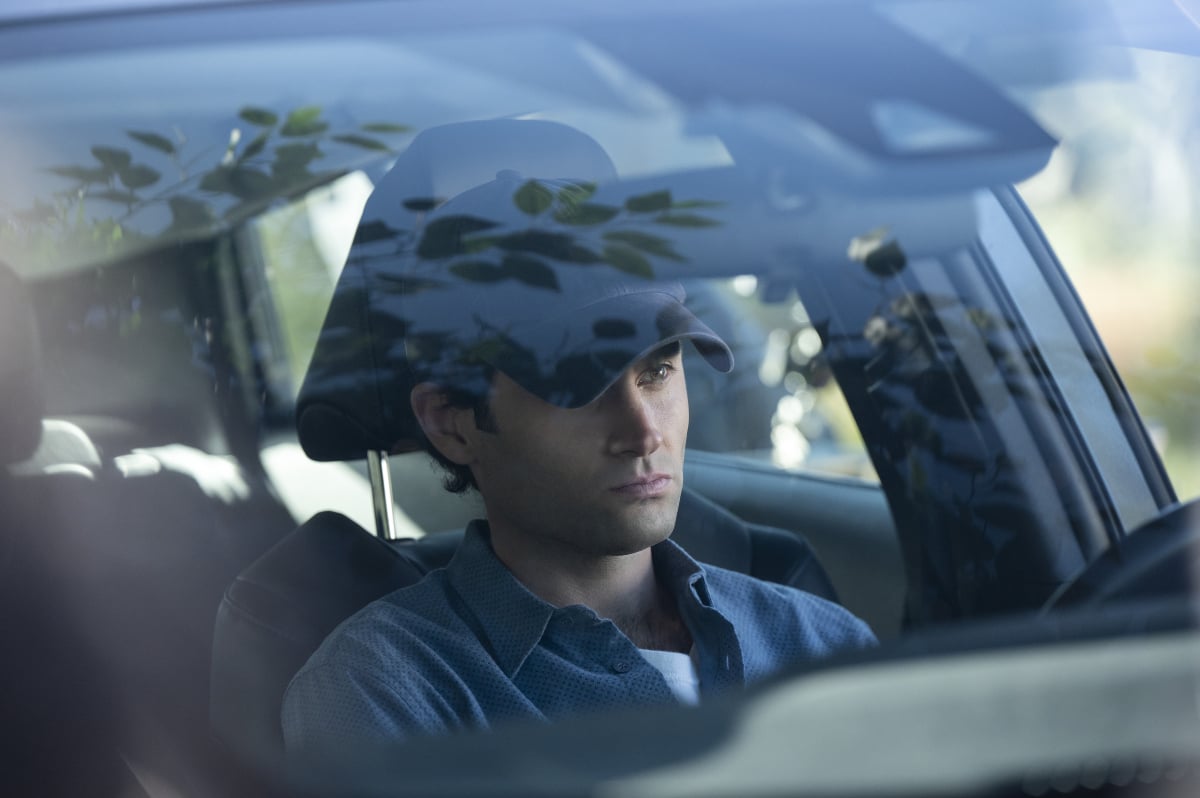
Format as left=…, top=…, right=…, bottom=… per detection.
left=417, top=215, right=498, bottom=259
left=513, top=180, right=554, bottom=216
left=361, top=122, right=413, bottom=134
left=127, top=130, right=176, bottom=155
left=602, top=244, right=655, bottom=279
left=332, top=134, right=392, bottom=152
left=653, top=212, right=720, bottom=228
left=45, top=165, right=110, bottom=184
left=240, top=132, right=270, bottom=162
left=553, top=202, right=620, bottom=226
left=449, top=260, right=508, bottom=283
left=502, top=254, right=559, bottom=290
left=92, top=146, right=132, bottom=171
left=557, top=181, right=597, bottom=206
left=239, top=107, right=279, bottom=127
left=280, top=106, right=328, bottom=137
left=602, top=230, right=685, bottom=261
left=625, top=190, right=673, bottom=213
left=118, top=164, right=161, bottom=189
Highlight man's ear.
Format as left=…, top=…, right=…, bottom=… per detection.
left=410, top=382, right=477, bottom=466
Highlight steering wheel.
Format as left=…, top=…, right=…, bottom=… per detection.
left=1042, top=498, right=1200, bottom=610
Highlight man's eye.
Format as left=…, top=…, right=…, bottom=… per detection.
left=639, top=363, right=675, bottom=386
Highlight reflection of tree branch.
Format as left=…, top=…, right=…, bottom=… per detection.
left=13, top=104, right=412, bottom=263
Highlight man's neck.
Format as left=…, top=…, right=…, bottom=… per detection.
left=486, top=523, right=692, bottom=652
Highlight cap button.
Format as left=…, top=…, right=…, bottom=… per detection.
left=496, top=169, right=522, bottom=182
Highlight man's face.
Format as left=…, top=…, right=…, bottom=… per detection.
left=469, top=343, right=689, bottom=557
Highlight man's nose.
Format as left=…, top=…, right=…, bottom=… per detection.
left=604, top=384, right=664, bottom=458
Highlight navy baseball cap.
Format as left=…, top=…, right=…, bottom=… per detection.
left=297, top=120, right=732, bottom=461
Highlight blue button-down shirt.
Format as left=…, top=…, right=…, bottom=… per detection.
left=281, top=522, right=875, bottom=755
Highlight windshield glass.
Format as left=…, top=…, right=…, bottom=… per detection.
left=3, top=1, right=1199, bottom=796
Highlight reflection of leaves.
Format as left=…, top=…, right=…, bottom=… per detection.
left=239, top=107, right=279, bottom=127
left=332, top=134, right=392, bottom=152
left=654, top=212, right=720, bottom=228
left=362, top=122, right=413, bottom=134
left=240, top=133, right=270, bottom=162
left=514, top=180, right=554, bottom=216
left=602, top=230, right=684, bottom=261
left=167, top=196, right=215, bottom=230
left=494, top=230, right=601, bottom=264
left=557, top=181, right=596, bottom=206
left=118, top=164, right=160, bottom=189
left=602, top=244, right=654, bottom=279
left=502, top=254, right=559, bottom=290
left=403, top=197, right=444, bottom=212
left=417, top=215, right=498, bottom=258
left=446, top=254, right=561, bottom=290
left=915, top=367, right=972, bottom=419
left=280, top=106, right=329, bottom=137
left=353, top=220, right=402, bottom=246
left=449, top=260, right=508, bottom=282
left=671, top=199, right=723, bottom=209
left=91, top=189, right=141, bottom=205
left=199, top=165, right=273, bottom=200
left=273, top=142, right=322, bottom=170
left=127, top=130, right=176, bottom=155
left=625, top=190, right=672, bottom=213
left=92, top=146, right=132, bottom=171
left=19, top=103, right=414, bottom=266
left=865, top=241, right=907, bottom=277
left=46, top=165, right=110, bottom=184
left=553, top=202, right=620, bottom=226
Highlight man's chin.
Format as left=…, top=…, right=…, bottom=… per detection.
left=601, top=498, right=680, bottom=554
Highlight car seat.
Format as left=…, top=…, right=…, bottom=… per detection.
left=0, top=261, right=128, bottom=797
left=209, top=119, right=840, bottom=783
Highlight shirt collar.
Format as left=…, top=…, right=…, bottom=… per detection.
left=445, top=521, right=715, bottom=676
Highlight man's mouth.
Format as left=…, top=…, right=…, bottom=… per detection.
left=610, top=474, right=672, bottom=499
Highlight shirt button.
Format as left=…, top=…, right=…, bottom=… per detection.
left=612, top=660, right=632, bottom=674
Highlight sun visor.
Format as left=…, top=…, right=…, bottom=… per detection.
left=583, top=3, right=1058, bottom=194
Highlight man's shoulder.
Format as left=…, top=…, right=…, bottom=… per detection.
left=304, top=569, right=462, bottom=666
left=698, top=561, right=876, bottom=650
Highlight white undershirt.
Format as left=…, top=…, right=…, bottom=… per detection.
left=638, top=647, right=700, bottom=705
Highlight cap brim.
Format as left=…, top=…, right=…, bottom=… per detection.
left=487, top=288, right=734, bottom=408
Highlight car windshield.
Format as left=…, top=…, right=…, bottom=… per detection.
left=3, top=1, right=1199, bottom=797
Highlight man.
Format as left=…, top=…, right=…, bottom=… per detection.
left=281, top=121, right=875, bottom=758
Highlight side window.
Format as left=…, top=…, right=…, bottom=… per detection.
left=246, top=171, right=375, bottom=398
left=682, top=276, right=875, bottom=482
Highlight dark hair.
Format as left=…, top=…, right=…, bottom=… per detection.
left=417, top=382, right=498, bottom=494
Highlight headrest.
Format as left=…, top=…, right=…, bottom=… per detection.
left=0, top=261, right=45, bottom=466
left=296, top=119, right=732, bottom=462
